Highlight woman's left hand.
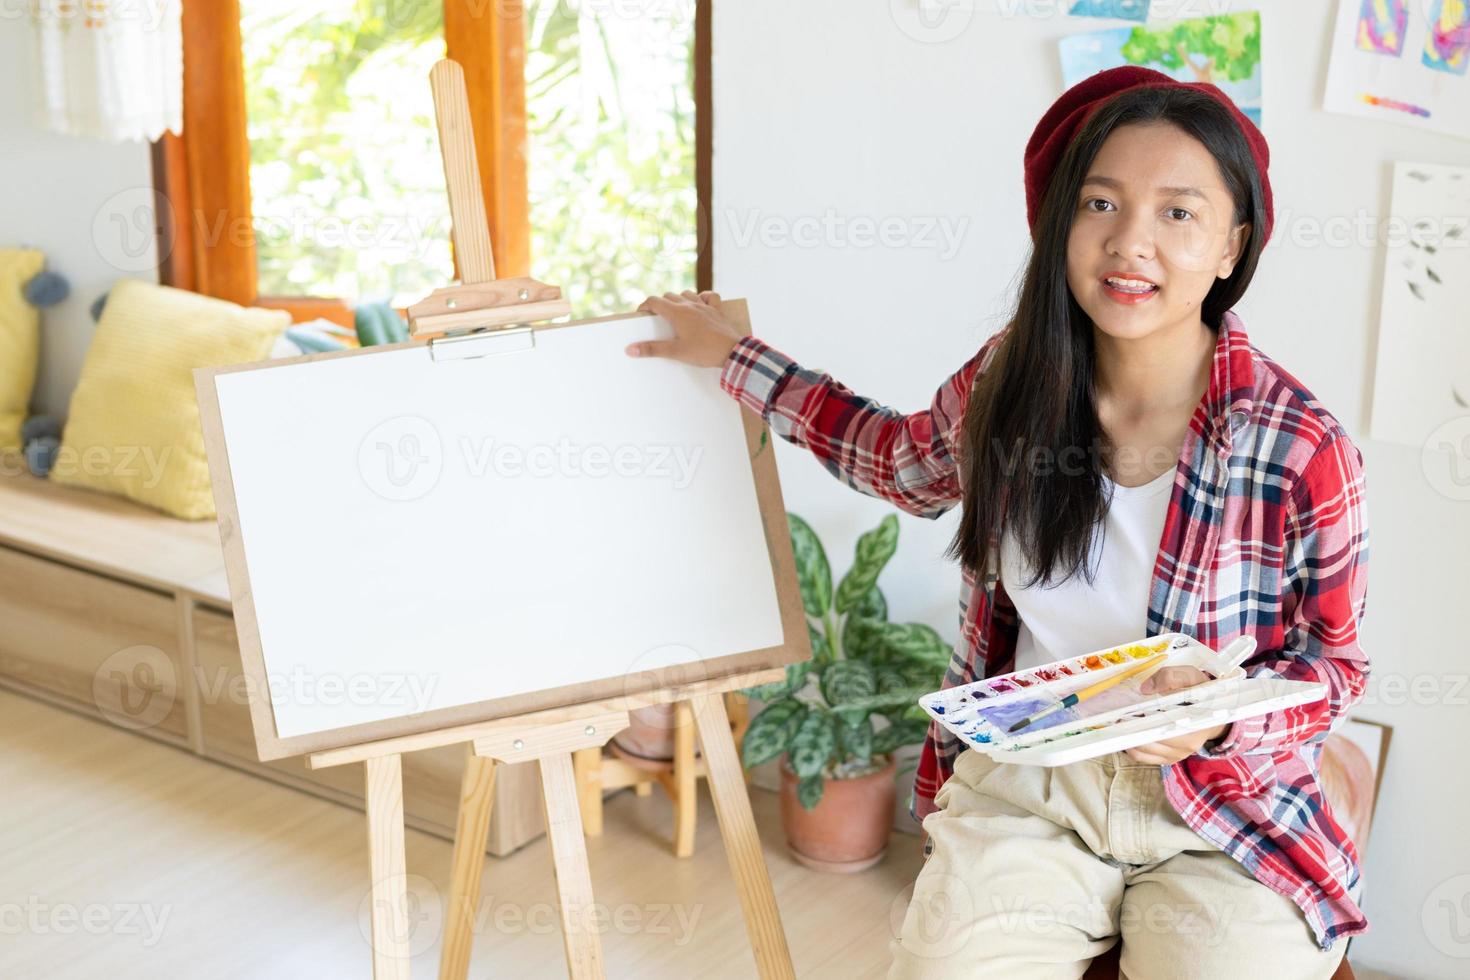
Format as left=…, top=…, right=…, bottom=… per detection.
left=1123, top=665, right=1229, bottom=764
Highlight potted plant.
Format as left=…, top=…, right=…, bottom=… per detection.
left=740, top=513, right=951, bottom=872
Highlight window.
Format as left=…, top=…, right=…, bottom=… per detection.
left=154, top=0, right=710, bottom=326
left=242, top=0, right=453, bottom=306
left=525, top=0, right=698, bottom=316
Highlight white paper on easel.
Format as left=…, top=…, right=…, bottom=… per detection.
left=212, top=314, right=785, bottom=739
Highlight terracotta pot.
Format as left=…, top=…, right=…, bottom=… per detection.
left=779, top=755, right=897, bottom=872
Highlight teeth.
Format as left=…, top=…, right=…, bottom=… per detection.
left=1106, top=277, right=1156, bottom=292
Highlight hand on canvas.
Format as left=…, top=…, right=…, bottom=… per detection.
left=626, top=290, right=745, bottom=368
left=1124, top=665, right=1229, bottom=764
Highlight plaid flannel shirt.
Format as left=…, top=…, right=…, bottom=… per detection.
left=719, top=309, right=1371, bottom=951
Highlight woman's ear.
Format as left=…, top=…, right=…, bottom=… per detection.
left=1217, top=221, right=1251, bottom=279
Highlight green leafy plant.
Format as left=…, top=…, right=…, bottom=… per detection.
left=740, top=513, right=950, bottom=810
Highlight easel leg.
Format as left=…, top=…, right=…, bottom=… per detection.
left=364, top=754, right=412, bottom=980
left=690, top=693, right=796, bottom=980
left=438, top=751, right=497, bottom=980
left=672, top=700, right=697, bottom=857
left=539, top=753, right=606, bottom=979
left=725, top=691, right=755, bottom=786
left=572, top=746, right=604, bottom=836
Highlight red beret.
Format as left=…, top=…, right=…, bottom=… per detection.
left=1024, top=65, right=1273, bottom=246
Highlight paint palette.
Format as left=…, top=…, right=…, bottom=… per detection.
left=918, top=633, right=1330, bottom=767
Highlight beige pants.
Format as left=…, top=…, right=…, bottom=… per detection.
left=887, top=748, right=1346, bottom=980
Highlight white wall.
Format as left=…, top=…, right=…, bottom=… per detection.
left=713, top=2, right=1470, bottom=977
left=1, top=19, right=158, bottom=420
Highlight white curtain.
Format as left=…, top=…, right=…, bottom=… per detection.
left=30, top=0, right=183, bottom=142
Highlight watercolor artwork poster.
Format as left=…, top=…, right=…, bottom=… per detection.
left=1318, top=717, right=1391, bottom=860
left=1067, top=0, right=1151, bottom=22
left=1325, top=0, right=1470, bottom=139
left=1058, top=11, right=1262, bottom=126
left=1368, top=161, right=1470, bottom=456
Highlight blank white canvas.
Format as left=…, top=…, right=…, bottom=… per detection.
left=1368, top=161, right=1470, bottom=454
left=212, top=314, right=785, bottom=739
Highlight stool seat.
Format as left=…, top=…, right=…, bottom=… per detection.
left=573, top=692, right=751, bottom=857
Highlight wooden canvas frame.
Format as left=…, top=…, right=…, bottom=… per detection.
left=195, top=300, right=807, bottom=763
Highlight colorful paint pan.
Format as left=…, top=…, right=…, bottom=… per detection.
left=917, top=632, right=1248, bottom=763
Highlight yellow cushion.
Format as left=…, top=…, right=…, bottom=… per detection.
left=0, top=248, right=46, bottom=457
left=51, top=279, right=289, bottom=520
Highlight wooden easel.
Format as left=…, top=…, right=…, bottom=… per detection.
left=309, top=675, right=791, bottom=980
left=305, top=59, right=797, bottom=980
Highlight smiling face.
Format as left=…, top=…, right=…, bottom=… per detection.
left=1066, top=121, right=1250, bottom=342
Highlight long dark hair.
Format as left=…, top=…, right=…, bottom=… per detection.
left=946, top=86, right=1267, bottom=588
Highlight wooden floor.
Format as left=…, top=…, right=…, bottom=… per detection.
left=0, top=689, right=922, bottom=978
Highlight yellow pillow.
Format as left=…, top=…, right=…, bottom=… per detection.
left=51, top=279, right=289, bottom=519
left=0, top=248, right=46, bottom=457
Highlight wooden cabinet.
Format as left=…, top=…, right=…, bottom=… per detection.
left=0, top=546, right=188, bottom=742
left=0, top=473, right=545, bottom=856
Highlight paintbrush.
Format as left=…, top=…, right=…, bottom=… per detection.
left=1006, top=652, right=1170, bottom=734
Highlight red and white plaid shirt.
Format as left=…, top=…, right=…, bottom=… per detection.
left=720, top=309, right=1370, bottom=951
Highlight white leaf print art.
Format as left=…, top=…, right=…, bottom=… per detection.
left=1369, top=161, right=1470, bottom=454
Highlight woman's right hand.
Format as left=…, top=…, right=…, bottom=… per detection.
left=626, top=290, right=746, bottom=368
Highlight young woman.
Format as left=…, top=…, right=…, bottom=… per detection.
left=627, top=66, right=1369, bottom=978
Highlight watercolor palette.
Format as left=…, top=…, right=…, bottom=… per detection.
left=918, top=633, right=1329, bottom=767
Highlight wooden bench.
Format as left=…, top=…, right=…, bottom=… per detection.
left=0, top=469, right=544, bottom=856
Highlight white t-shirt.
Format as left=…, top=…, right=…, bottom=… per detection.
left=1000, top=467, right=1175, bottom=672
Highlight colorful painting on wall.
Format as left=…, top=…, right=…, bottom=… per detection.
left=1058, top=11, right=1262, bottom=126
left=1067, top=0, right=1151, bottom=22
left=1326, top=0, right=1470, bottom=137
left=1369, top=162, right=1470, bottom=454
left=1422, top=0, right=1470, bottom=75
left=1322, top=718, right=1391, bottom=860
left=1356, top=0, right=1410, bottom=56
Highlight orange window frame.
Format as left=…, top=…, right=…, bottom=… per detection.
left=151, top=0, right=712, bottom=326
